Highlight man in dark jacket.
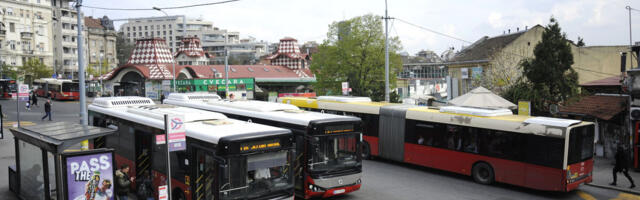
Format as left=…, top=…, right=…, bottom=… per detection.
left=611, top=146, right=636, bottom=188
left=31, top=92, right=38, bottom=108
left=41, top=100, right=52, bottom=121
left=116, top=164, right=134, bottom=200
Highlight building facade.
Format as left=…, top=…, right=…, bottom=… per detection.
left=119, top=16, right=269, bottom=63
left=51, top=0, right=81, bottom=78
left=84, top=16, right=118, bottom=73
left=0, top=0, right=54, bottom=70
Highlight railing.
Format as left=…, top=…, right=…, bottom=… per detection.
left=21, top=32, right=33, bottom=39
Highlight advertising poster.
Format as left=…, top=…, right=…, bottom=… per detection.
left=64, top=150, right=115, bottom=200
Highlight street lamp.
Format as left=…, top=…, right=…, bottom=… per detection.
left=152, top=7, right=177, bottom=92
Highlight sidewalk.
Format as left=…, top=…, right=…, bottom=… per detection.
left=589, top=156, right=640, bottom=195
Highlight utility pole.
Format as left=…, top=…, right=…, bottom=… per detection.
left=384, top=0, right=391, bottom=102
left=225, top=49, right=229, bottom=98
left=627, top=6, right=634, bottom=69
left=76, top=0, right=87, bottom=124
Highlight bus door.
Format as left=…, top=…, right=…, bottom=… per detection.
left=192, top=146, right=215, bottom=200
left=135, top=131, right=153, bottom=178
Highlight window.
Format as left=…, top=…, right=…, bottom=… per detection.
left=133, top=32, right=136, bottom=37
left=568, top=125, right=595, bottom=164
left=138, top=26, right=141, bottom=31
left=127, top=33, right=130, bottom=37
left=477, top=130, right=520, bottom=160
left=163, top=31, right=166, bottom=35
left=524, top=135, right=564, bottom=168
left=163, top=24, right=166, bottom=29
left=0, top=40, right=2, bottom=49
left=169, top=30, right=172, bottom=35
left=9, top=40, right=16, bottom=50
left=10, top=23, right=15, bottom=32
left=145, top=26, right=148, bottom=30
left=157, top=31, right=160, bottom=35
left=127, top=27, right=130, bottom=31
left=168, top=24, right=172, bottom=29
left=132, top=26, right=136, bottom=31
left=18, top=140, right=44, bottom=200
left=6, top=7, right=13, bottom=16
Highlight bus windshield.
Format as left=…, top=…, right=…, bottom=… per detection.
left=62, top=82, right=79, bottom=92
left=309, top=133, right=360, bottom=173
left=568, top=124, right=595, bottom=164
left=221, top=150, right=293, bottom=200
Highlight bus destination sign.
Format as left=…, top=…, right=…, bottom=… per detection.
left=240, top=139, right=281, bottom=152
left=324, top=124, right=355, bottom=134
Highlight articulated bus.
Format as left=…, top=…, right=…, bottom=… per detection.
left=0, top=79, right=16, bottom=99
left=33, top=78, right=79, bottom=100
left=164, top=93, right=363, bottom=199
left=88, top=97, right=295, bottom=200
left=279, top=96, right=596, bottom=192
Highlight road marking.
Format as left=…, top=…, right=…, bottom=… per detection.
left=611, top=192, right=640, bottom=200
left=577, top=191, right=597, bottom=200
left=3, top=121, right=36, bottom=127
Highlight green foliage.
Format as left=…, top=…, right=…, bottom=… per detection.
left=514, top=17, right=580, bottom=115
left=20, top=58, right=53, bottom=81
left=87, top=60, right=111, bottom=78
left=311, top=14, right=403, bottom=101
left=0, top=64, right=19, bottom=80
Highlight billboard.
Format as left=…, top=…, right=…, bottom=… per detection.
left=63, top=150, right=115, bottom=200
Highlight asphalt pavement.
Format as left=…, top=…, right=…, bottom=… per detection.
left=0, top=98, right=637, bottom=200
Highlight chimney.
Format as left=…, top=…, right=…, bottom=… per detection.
left=508, top=29, right=510, bottom=33
left=503, top=30, right=505, bottom=34
left=517, top=27, right=519, bottom=32
left=525, top=26, right=528, bottom=30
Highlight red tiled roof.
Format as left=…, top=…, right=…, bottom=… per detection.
left=176, top=37, right=206, bottom=58
left=99, top=64, right=315, bottom=81
left=127, top=38, right=174, bottom=65
left=558, top=95, right=627, bottom=120
left=580, top=76, right=622, bottom=86
left=84, top=17, right=104, bottom=29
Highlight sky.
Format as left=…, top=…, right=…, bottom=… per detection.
left=83, top=0, right=640, bottom=56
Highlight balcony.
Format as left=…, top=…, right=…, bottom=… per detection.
left=0, top=30, right=5, bottom=39
left=21, top=32, right=33, bottom=39
left=23, top=50, right=34, bottom=55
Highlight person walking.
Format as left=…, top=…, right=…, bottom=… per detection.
left=41, top=100, right=52, bottom=121
left=115, top=164, right=135, bottom=200
left=31, top=92, right=39, bottom=108
left=611, top=146, right=636, bottom=188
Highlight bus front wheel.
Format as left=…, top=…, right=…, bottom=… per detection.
left=472, top=162, right=494, bottom=185
left=361, top=141, right=371, bottom=160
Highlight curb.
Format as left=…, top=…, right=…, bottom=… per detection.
left=586, top=183, right=640, bottom=195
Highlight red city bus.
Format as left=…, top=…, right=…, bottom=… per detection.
left=0, top=79, right=17, bottom=99
left=279, top=96, right=596, bottom=192
left=34, top=78, right=79, bottom=100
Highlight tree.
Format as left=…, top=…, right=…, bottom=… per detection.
left=87, top=60, right=111, bottom=78
left=0, top=63, right=19, bottom=80
left=517, top=17, right=579, bottom=115
left=473, top=47, right=527, bottom=95
left=20, top=58, right=53, bottom=83
left=311, top=14, right=403, bottom=101
left=116, top=32, right=135, bottom=65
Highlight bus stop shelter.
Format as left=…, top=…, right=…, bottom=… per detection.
left=8, top=122, right=116, bottom=200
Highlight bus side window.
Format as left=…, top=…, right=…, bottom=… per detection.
left=462, top=128, right=478, bottom=153
left=478, top=130, right=521, bottom=160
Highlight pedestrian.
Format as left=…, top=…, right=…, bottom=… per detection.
left=611, top=146, right=636, bottom=188
left=134, top=89, right=140, bottom=97
left=41, top=100, right=52, bottom=121
left=229, top=93, right=235, bottom=100
left=160, top=93, right=165, bottom=103
left=136, top=171, right=154, bottom=200
left=32, top=92, right=39, bottom=108
left=115, top=164, right=135, bottom=200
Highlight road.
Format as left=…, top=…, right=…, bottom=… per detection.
left=0, top=98, right=636, bottom=200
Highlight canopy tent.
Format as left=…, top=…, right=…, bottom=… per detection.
left=448, top=87, right=517, bottom=109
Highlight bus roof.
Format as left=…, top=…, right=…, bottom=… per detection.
left=89, top=96, right=290, bottom=144
left=166, top=93, right=360, bottom=126
left=406, top=106, right=591, bottom=137
left=34, top=78, right=75, bottom=84
left=278, top=96, right=394, bottom=114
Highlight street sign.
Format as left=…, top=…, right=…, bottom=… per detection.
left=518, top=101, right=531, bottom=116
left=156, top=134, right=166, bottom=145
left=18, top=84, right=29, bottom=101
left=158, top=185, right=168, bottom=200
left=166, top=114, right=186, bottom=152
left=342, top=82, right=349, bottom=95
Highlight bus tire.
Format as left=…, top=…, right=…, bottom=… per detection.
left=362, top=141, right=371, bottom=160
left=472, top=162, right=494, bottom=185
left=173, top=188, right=186, bottom=200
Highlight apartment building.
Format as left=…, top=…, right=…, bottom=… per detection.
left=84, top=16, right=118, bottom=72
left=51, top=0, right=81, bottom=78
left=0, top=0, right=54, bottom=70
left=120, top=16, right=269, bottom=63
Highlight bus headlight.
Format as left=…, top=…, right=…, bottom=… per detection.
left=356, top=179, right=361, bottom=184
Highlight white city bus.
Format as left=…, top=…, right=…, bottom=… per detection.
left=88, top=96, right=295, bottom=200
left=164, top=93, right=363, bottom=199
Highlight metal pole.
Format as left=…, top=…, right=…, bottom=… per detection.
left=100, top=54, right=103, bottom=95
left=225, top=49, right=229, bottom=98
left=384, top=0, right=390, bottom=102
left=164, top=114, right=172, bottom=200
left=16, top=82, right=19, bottom=127
left=628, top=6, right=634, bottom=69
left=76, top=0, right=87, bottom=124
left=153, top=8, right=176, bottom=93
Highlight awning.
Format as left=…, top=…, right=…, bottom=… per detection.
left=558, top=95, right=627, bottom=120
left=10, top=122, right=116, bottom=153
left=448, top=86, right=517, bottom=109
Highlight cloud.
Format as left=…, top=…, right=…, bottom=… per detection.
left=488, top=12, right=504, bottom=28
